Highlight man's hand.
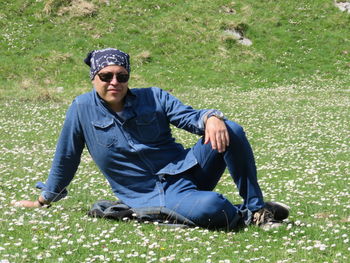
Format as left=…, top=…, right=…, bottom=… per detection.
left=11, top=196, right=50, bottom=208
left=204, top=116, right=230, bottom=153
left=11, top=200, right=42, bottom=208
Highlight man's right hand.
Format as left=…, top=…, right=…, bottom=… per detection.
left=11, top=200, right=42, bottom=208
left=11, top=196, right=51, bottom=208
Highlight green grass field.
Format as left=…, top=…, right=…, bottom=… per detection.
left=1, top=0, right=349, bottom=262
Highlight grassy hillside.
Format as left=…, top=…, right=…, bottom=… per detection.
left=0, top=0, right=349, bottom=100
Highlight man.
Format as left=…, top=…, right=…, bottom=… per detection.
left=13, top=48, right=289, bottom=230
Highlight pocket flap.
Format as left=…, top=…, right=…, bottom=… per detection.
left=92, top=118, right=114, bottom=129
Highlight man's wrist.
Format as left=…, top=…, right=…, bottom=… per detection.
left=205, top=110, right=225, bottom=122
left=37, top=196, right=51, bottom=208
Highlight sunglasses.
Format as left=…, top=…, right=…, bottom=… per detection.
left=97, top=72, right=130, bottom=83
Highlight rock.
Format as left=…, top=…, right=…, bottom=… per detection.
left=224, top=29, right=242, bottom=40
left=223, top=29, right=253, bottom=46
left=335, top=1, right=350, bottom=13
left=238, top=38, right=253, bottom=46
left=58, top=0, right=97, bottom=17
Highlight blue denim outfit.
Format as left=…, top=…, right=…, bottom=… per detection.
left=37, top=87, right=265, bottom=229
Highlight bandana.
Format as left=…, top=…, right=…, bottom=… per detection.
left=84, top=48, right=130, bottom=80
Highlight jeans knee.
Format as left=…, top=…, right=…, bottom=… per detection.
left=199, top=192, right=227, bottom=214
left=189, top=192, right=237, bottom=228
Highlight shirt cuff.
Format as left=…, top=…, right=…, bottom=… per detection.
left=35, top=181, right=68, bottom=202
left=198, top=112, right=208, bottom=130
left=199, top=110, right=226, bottom=129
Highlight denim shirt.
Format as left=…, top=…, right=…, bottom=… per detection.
left=38, top=87, right=216, bottom=208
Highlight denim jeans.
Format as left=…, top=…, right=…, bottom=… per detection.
left=162, top=121, right=265, bottom=230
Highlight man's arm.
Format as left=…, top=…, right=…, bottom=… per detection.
left=12, top=100, right=85, bottom=208
left=155, top=87, right=229, bottom=152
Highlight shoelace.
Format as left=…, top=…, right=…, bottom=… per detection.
left=253, top=208, right=274, bottom=226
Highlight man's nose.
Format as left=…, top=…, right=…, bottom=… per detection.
left=110, top=75, right=119, bottom=84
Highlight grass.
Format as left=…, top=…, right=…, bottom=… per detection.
left=1, top=78, right=349, bottom=262
left=0, top=0, right=350, bottom=262
left=1, top=0, right=349, bottom=98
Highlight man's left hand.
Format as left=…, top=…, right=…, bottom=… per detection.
left=204, top=116, right=229, bottom=153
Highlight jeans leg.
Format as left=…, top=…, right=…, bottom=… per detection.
left=189, top=137, right=227, bottom=191
left=191, top=120, right=265, bottom=212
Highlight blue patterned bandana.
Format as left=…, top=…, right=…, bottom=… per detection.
left=84, top=48, right=130, bottom=80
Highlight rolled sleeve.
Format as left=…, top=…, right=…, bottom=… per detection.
left=200, top=109, right=226, bottom=129
left=36, top=181, right=68, bottom=202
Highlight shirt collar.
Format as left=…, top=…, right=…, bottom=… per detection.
left=124, top=88, right=137, bottom=108
left=93, top=88, right=137, bottom=120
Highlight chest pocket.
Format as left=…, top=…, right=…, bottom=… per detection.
left=135, top=113, right=160, bottom=142
left=92, top=118, right=118, bottom=147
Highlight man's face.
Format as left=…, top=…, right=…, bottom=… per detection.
left=92, top=65, right=129, bottom=111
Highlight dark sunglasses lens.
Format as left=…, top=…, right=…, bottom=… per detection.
left=98, top=73, right=113, bottom=82
left=116, top=74, right=129, bottom=83
left=98, top=73, right=129, bottom=83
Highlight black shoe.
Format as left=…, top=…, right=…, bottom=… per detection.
left=264, top=202, right=290, bottom=221
left=252, top=202, right=290, bottom=230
